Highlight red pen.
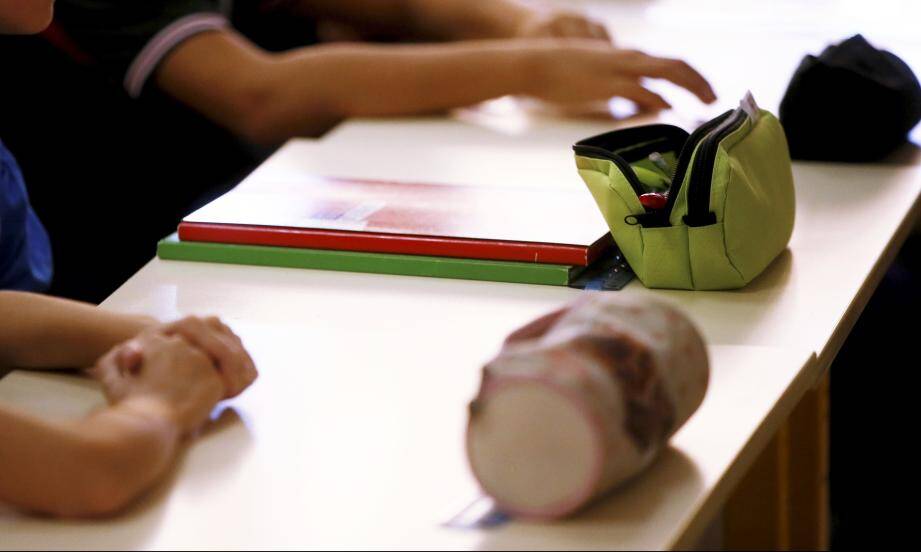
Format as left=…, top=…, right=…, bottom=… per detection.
left=639, top=192, right=668, bottom=210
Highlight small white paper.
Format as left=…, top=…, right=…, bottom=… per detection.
left=740, top=91, right=761, bottom=123
left=443, top=495, right=510, bottom=530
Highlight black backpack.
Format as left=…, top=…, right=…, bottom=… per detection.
left=780, top=34, right=921, bottom=162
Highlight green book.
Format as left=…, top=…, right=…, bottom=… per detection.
left=157, top=235, right=586, bottom=286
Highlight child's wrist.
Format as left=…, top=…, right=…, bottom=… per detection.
left=512, top=44, right=545, bottom=97
left=108, top=314, right=159, bottom=346
left=97, top=311, right=159, bottom=347
left=126, top=314, right=159, bottom=333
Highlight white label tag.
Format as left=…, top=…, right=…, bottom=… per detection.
left=740, top=91, right=761, bottom=123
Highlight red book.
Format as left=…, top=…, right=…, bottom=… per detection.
left=180, top=176, right=613, bottom=266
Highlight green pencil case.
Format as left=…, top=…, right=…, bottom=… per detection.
left=573, top=94, right=795, bottom=290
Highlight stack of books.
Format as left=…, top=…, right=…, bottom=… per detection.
left=159, top=171, right=617, bottom=287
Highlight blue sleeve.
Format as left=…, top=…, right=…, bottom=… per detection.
left=0, top=141, right=53, bottom=292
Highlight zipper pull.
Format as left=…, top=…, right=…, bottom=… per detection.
left=625, top=191, right=670, bottom=227
left=625, top=209, right=669, bottom=227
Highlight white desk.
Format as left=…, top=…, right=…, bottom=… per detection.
left=1, top=151, right=915, bottom=551
left=1, top=0, right=919, bottom=549
left=0, top=318, right=814, bottom=550
left=238, top=139, right=921, bottom=370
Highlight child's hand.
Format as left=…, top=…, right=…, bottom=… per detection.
left=521, top=41, right=717, bottom=111
left=158, top=316, right=258, bottom=399
left=106, top=316, right=258, bottom=400
left=91, top=332, right=226, bottom=436
left=515, top=8, right=611, bottom=42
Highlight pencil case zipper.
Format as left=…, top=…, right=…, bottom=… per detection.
left=682, top=108, right=749, bottom=227
left=573, top=110, right=748, bottom=229
left=627, top=110, right=734, bottom=228
left=570, top=143, right=651, bottom=198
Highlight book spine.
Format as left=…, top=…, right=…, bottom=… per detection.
left=158, top=238, right=573, bottom=286
left=178, top=222, right=592, bottom=266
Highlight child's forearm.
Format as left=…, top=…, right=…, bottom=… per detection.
left=0, top=397, right=179, bottom=517
left=157, top=30, right=715, bottom=146
left=0, top=291, right=156, bottom=369
left=274, top=41, right=531, bottom=122
left=158, top=33, right=534, bottom=145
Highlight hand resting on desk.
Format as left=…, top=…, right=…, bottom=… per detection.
left=0, top=309, right=257, bottom=518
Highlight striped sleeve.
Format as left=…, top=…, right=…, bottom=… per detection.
left=56, top=1, right=231, bottom=98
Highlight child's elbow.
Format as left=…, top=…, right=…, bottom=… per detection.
left=234, top=107, right=290, bottom=146
left=230, top=85, right=343, bottom=145
left=235, top=103, right=341, bottom=145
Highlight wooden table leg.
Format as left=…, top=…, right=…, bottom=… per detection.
left=723, top=373, right=830, bottom=550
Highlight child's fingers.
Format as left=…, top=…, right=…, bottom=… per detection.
left=573, top=19, right=610, bottom=43
left=204, top=316, right=259, bottom=391
left=217, top=347, right=257, bottom=399
left=589, top=23, right=612, bottom=42
left=86, top=351, right=112, bottom=381
left=204, top=316, right=244, bottom=345
left=545, top=14, right=610, bottom=42
left=166, top=318, right=246, bottom=397
left=197, top=318, right=256, bottom=397
left=162, top=316, right=257, bottom=398
left=89, top=347, right=131, bottom=403
left=223, top=350, right=258, bottom=398
left=558, top=17, right=591, bottom=38
left=115, top=340, right=145, bottom=376
left=614, top=51, right=717, bottom=104
left=647, top=58, right=717, bottom=104
left=166, top=318, right=227, bottom=364
left=610, top=80, right=671, bottom=111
